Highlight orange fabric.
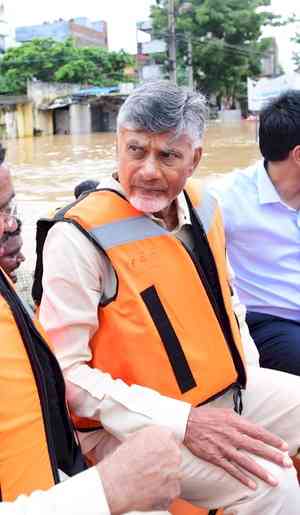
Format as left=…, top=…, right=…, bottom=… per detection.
left=293, top=454, right=300, bottom=483
left=64, top=180, right=246, bottom=431
left=0, top=294, right=55, bottom=500
left=171, top=500, right=224, bottom=514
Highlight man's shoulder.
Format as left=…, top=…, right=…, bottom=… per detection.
left=47, top=219, right=97, bottom=254
left=208, top=161, right=261, bottom=204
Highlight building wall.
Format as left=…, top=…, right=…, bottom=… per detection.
left=16, top=19, right=108, bottom=48
left=28, top=80, right=81, bottom=107
left=16, top=103, right=33, bottom=138
left=16, top=21, right=70, bottom=43
left=35, top=109, right=53, bottom=136
left=0, top=109, right=6, bottom=137
left=4, top=109, right=18, bottom=139
left=70, top=103, right=91, bottom=134
left=141, top=64, right=164, bottom=82
left=69, top=21, right=107, bottom=48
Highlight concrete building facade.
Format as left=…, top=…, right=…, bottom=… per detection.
left=16, top=17, right=108, bottom=48
left=0, top=81, right=133, bottom=139
left=260, top=38, right=280, bottom=78
left=0, top=96, right=33, bottom=138
left=136, top=20, right=165, bottom=82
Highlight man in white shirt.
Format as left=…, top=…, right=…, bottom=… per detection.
left=209, top=90, right=300, bottom=376
left=37, top=81, right=300, bottom=514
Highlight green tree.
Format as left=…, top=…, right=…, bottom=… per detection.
left=151, top=0, right=281, bottom=108
left=0, top=38, right=135, bottom=94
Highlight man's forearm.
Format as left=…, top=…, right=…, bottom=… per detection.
left=0, top=468, right=109, bottom=515
left=65, top=364, right=191, bottom=444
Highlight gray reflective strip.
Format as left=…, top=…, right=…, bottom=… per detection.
left=194, top=192, right=217, bottom=234
left=90, top=216, right=167, bottom=250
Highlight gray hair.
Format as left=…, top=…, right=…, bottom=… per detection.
left=117, top=81, right=207, bottom=146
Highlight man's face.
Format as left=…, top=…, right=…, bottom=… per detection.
left=0, top=164, right=17, bottom=238
left=117, top=129, right=202, bottom=213
left=0, top=164, right=23, bottom=281
left=0, top=229, right=25, bottom=282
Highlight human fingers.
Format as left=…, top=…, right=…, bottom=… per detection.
left=238, top=419, right=288, bottom=451
left=225, top=447, right=279, bottom=487
left=216, top=456, right=258, bottom=490
left=234, top=433, right=292, bottom=468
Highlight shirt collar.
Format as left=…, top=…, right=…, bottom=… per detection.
left=150, top=191, right=191, bottom=233
left=256, top=161, right=282, bottom=205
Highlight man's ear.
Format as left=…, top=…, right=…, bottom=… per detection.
left=292, top=145, right=300, bottom=166
left=189, top=147, right=202, bottom=176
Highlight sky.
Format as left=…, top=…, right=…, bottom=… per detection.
left=3, top=0, right=300, bottom=72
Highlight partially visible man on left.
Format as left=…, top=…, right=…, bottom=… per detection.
left=0, top=144, right=25, bottom=282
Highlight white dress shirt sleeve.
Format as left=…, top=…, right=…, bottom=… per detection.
left=0, top=467, right=110, bottom=515
left=227, top=258, right=260, bottom=367
left=39, top=222, right=191, bottom=445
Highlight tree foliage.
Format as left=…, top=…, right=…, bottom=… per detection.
left=151, top=0, right=281, bottom=107
left=0, top=38, right=135, bottom=94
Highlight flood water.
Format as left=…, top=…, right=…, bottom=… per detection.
left=5, top=120, right=260, bottom=266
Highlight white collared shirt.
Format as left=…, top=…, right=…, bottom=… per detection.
left=209, top=160, right=300, bottom=321
left=0, top=467, right=110, bottom=515
left=39, top=177, right=258, bottom=458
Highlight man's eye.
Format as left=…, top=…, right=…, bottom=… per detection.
left=128, top=145, right=144, bottom=157
left=161, top=152, right=176, bottom=160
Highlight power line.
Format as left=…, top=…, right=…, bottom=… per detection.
left=153, top=29, right=270, bottom=59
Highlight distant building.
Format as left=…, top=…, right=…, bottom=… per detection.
left=16, top=17, right=108, bottom=48
left=0, top=80, right=135, bottom=139
left=136, top=19, right=166, bottom=82
left=0, top=1, right=15, bottom=53
left=260, top=38, right=280, bottom=78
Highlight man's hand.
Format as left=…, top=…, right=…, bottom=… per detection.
left=184, top=406, right=292, bottom=490
left=98, top=426, right=182, bottom=514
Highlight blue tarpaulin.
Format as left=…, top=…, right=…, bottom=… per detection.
left=75, top=86, right=120, bottom=97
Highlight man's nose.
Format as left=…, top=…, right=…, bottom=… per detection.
left=142, top=156, right=160, bottom=178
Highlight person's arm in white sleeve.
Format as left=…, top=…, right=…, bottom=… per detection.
left=0, top=427, right=182, bottom=515
left=0, top=467, right=109, bottom=515
left=39, top=222, right=191, bottom=445
left=227, top=257, right=260, bottom=367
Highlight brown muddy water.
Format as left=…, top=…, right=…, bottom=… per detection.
left=4, top=120, right=260, bottom=267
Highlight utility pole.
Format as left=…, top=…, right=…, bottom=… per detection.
left=168, top=0, right=176, bottom=84
left=187, top=35, right=193, bottom=90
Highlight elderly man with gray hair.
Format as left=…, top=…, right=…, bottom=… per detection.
left=35, top=81, right=300, bottom=514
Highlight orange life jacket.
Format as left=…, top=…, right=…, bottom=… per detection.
left=0, top=268, right=86, bottom=501
left=33, top=180, right=246, bottom=430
